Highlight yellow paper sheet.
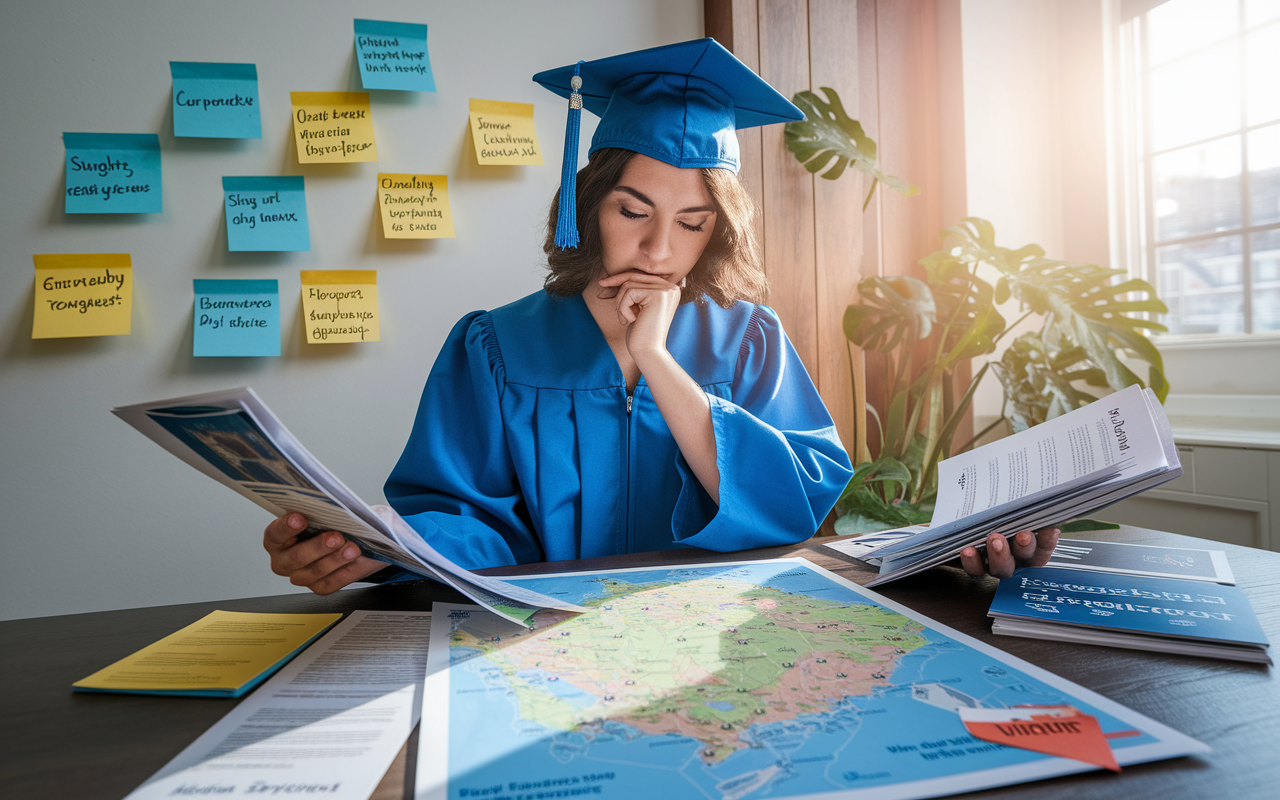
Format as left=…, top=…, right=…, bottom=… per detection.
left=33, top=253, right=132, bottom=339
left=378, top=173, right=455, bottom=239
left=468, top=98, right=543, bottom=165
left=291, top=91, right=378, bottom=163
left=301, top=270, right=380, bottom=343
left=73, top=610, right=341, bottom=694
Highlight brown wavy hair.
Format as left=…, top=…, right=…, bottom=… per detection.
left=542, top=148, right=769, bottom=308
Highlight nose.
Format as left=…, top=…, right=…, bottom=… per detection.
left=639, top=218, right=673, bottom=266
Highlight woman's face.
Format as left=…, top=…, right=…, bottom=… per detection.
left=597, top=154, right=717, bottom=285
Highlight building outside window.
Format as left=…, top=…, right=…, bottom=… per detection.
left=1120, top=0, right=1280, bottom=336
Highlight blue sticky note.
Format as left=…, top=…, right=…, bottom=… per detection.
left=223, top=176, right=310, bottom=252
left=64, top=133, right=162, bottom=214
left=171, top=62, right=262, bottom=139
left=193, top=279, right=280, bottom=357
left=354, top=19, right=436, bottom=92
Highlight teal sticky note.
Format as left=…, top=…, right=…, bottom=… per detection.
left=223, top=176, right=310, bottom=252
left=171, top=62, right=261, bottom=139
left=193, top=279, right=280, bottom=357
left=355, top=19, right=436, bottom=92
left=64, top=133, right=162, bottom=214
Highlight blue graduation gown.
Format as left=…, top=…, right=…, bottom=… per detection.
left=384, top=290, right=853, bottom=569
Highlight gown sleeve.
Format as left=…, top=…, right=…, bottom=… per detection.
left=383, top=312, right=545, bottom=570
left=670, top=304, right=854, bottom=550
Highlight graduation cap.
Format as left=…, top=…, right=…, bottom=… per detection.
left=533, top=38, right=803, bottom=249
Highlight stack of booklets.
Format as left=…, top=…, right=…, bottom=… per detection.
left=828, top=384, right=1182, bottom=586
left=114, top=388, right=585, bottom=626
left=988, top=566, right=1271, bottom=664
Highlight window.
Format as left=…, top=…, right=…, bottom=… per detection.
left=1121, top=0, right=1280, bottom=335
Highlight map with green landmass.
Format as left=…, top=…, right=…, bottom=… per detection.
left=419, top=559, right=1203, bottom=800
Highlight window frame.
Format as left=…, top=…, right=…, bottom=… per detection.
left=1117, top=0, right=1280, bottom=344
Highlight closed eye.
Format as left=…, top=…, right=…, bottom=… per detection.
left=619, top=207, right=647, bottom=220
left=678, top=219, right=705, bottom=233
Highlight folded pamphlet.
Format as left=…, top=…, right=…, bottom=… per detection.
left=822, top=385, right=1182, bottom=586
left=988, top=566, right=1270, bottom=664
left=73, top=610, right=341, bottom=697
left=113, top=387, right=585, bottom=626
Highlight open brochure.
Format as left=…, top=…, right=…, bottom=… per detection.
left=113, top=387, right=585, bottom=626
left=821, top=385, right=1182, bottom=587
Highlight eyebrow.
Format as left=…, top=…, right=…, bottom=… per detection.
left=612, top=185, right=716, bottom=215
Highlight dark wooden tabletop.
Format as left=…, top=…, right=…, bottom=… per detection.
left=3, top=525, right=1277, bottom=800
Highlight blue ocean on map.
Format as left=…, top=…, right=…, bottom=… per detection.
left=444, top=562, right=1161, bottom=800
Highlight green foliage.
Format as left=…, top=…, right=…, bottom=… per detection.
left=837, top=217, right=1169, bottom=531
left=783, top=90, right=1170, bottom=534
left=785, top=87, right=919, bottom=210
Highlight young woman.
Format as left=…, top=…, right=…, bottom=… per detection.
left=262, top=40, right=1058, bottom=593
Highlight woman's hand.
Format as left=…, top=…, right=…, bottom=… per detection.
left=263, top=512, right=388, bottom=595
left=959, top=527, right=1060, bottom=579
left=597, top=270, right=682, bottom=366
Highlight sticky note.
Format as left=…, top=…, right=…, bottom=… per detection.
left=223, top=176, right=310, bottom=251
left=300, top=270, right=379, bottom=344
left=171, top=62, right=261, bottom=138
left=378, top=173, right=455, bottom=238
left=468, top=99, right=543, bottom=165
left=193, top=279, right=280, bottom=357
left=64, top=133, right=162, bottom=214
left=33, top=254, right=132, bottom=339
left=355, top=19, right=436, bottom=92
left=291, top=92, right=377, bottom=163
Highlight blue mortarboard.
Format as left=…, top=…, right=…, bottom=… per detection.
left=534, top=38, right=803, bottom=249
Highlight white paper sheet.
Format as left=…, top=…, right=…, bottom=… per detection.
left=123, top=610, right=431, bottom=800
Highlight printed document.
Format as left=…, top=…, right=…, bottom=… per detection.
left=123, top=610, right=431, bottom=800
left=113, top=387, right=585, bottom=626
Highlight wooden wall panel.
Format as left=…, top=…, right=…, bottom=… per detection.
left=707, top=0, right=963, bottom=467
left=809, top=0, right=863, bottom=460
left=757, top=0, right=818, bottom=378
left=705, top=0, right=764, bottom=215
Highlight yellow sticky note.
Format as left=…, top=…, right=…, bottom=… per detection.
left=378, top=173, right=455, bottom=238
left=301, top=270, right=380, bottom=343
left=33, top=253, right=132, bottom=339
left=73, top=610, right=341, bottom=696
left=468, top=98, right=543, bottom=165
left=291, top=91, right=377, bottom=163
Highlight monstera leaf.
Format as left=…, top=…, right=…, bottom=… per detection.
left=786, top=87, right=919, bottom=210
left=943, top=216, right=1169, bottom=403
left=843, top=275, right=936, bottom=353
left=919, top=248, right=1006, bottom=370
left=997, top=258, right=1169, bottom=402
left=992, top=333, right=1108, bottom=432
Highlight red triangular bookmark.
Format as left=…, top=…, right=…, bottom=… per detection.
left=959, top=705, right=1121, bottom=772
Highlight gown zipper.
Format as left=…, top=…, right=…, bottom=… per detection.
left=624, top=390, right=635, bottom=552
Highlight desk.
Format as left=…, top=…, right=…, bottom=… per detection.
left=4, top=525, right=1278, bottom=800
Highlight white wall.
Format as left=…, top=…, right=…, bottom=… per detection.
left=0, top=0, right=701, bottom=621
left=960, top=0, right=1280, bottom=418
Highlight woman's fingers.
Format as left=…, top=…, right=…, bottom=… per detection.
left=288, top=539, right=362, bottom=587
left=983, top=533, right=1017, bottom=578
left=306, top=557, right=388, bottom=596
left=1027, top=527, right=1060, bottom=566
left=959, top=546, right=987, bottom=577
left=263, top=512, right=308, bottom=551
left=1009, top=529, right=1038, bottom=563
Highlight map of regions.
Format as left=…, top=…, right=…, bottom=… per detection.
left=417, top=559, right=1204, bottom=800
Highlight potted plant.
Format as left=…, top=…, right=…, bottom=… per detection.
left=786, top=88, right=1169, bottom=534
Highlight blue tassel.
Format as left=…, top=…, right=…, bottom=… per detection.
left=554, top=61, right=585, bottom=250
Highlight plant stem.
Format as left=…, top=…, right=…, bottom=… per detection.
left=862, top=178, right=879, bottom=212
left=954, top=416, right=1007, bottom=455
left=992, top=310, right=1034, bottom=346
